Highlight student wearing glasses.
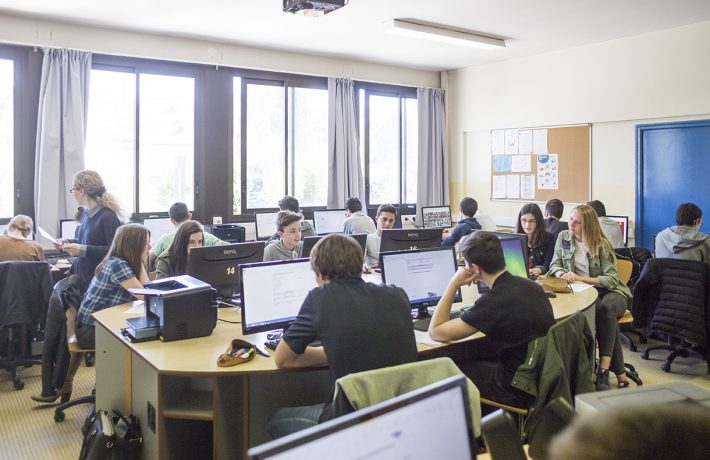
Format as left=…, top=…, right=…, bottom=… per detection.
left=155, top=220, right=204, bottom=279
left=655, top=202, right=710, bottom=263
left=548, top=205, right=631, bottom=391
left=516, top=203, right=555, bottom=277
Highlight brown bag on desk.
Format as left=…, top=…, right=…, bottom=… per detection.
left=539, top=276, right=573, bottom=293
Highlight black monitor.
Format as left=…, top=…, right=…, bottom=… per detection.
left=248, top=376, right=476, bottom=460
left=476, top=232, right=529, bottom=293
left=607, top=215, right=629, bottom=246
left=421, top=206, right=452, bottom=229
left=59, top=219, right=80, bottom=239
left=312, top=209, right=346, bottom=234
left=141, top=216, right=174, bottom=246
left=240, top=258, right=319, bottom=335
left=255, top=211, right=279, bottom=240
left=366, top=206, right=403, bottom=229
left=379, top=228, right=444, bottom=253
left=380, top=247, right=461, bottom=318
left=187, top=241, right=265, bottom=300
left=301, top=233, right=367, bottom=258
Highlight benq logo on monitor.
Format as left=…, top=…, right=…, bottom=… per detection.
left=407, top=232, right=419, bottom=237
left=223, top=249, right=237, bottom=255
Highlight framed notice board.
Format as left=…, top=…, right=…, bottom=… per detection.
left=490, top=124, right=590, bottom=203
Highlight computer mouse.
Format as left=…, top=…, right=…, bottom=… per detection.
left=545, top=291, right=556, bottom=298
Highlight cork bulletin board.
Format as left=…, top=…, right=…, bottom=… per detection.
left=490, top=124, right=591, bottom=203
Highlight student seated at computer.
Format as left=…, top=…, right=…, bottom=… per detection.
left=586, top=200, right=624, bottom=249
left=655, top=202, right=710, bottom=264
left=428, top=231, right=555, bottom=408
left=441, top=197, right=482, bottom=247
left=263, top=211, right=304, bottom=261
left=343, top=197, right=375, bottom=235
left=516, top=203, right=555, bottom=277
left=364, top=204, right=397, bottom=268
left=266, top=196, right=316, bottom=245
left=148, top=202, right=223, bottom=269
left=267, top=233, right=417, bottom=438
left=544, top=198, right=568, bottom=240
left=155, top=220, right=203, bottom=279
left=547, top=205, right=631, bottom=390
left=0, top=214, right=44, bottom=261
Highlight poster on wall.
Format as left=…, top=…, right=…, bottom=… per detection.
left=518, top=130, right=533, bottom=154
left=521, top=175, right=535, bottom=199
left=491, top=130, right=505, bottom=155
left=504, top=129, right=519, bottom=155
left=533, top=129, right=548, bottom=154
left=537, top=154, right=558, bottom=189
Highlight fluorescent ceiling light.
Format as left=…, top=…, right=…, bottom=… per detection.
left=388, top=19, right=505, bottom=50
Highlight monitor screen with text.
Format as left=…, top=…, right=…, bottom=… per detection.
left=421, top=206, right=452, bottom=229
left=313, top=209, right=346, bottom=234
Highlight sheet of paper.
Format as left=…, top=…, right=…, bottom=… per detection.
left=518, top=130, right=533, bottom=154
left=537, top=154, right=559, bottom=189
left=37, top=226, right=57, bottom=244
left=533, top=129, right=548, bottom=154
left=511, top=155, right=531, bottom=173
left=571, top=283, right=595, bottom=293
left=506, top=175, right=520, bottom=199
left=492, top=175, right=507, bottom=199
left=521, top=175, right=535, bottom=199
left=491, top=130, right=505, bottom=155
left=493, top=155, right=512, bottom=173
left=414, top=330, right=442, bottom=346
left=504, top=129, right=519, bottom=155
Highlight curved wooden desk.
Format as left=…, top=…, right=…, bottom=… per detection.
left=94, top=283, right=597, bottom=459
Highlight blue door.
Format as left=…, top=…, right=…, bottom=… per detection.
left=636, top=120, right=710, bottom=251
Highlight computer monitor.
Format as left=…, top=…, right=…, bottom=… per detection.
left=240, top=258, right=318, bottom=335
left=142, top=217, right=174, bottom=246
left=421, top=206, right=452, bottom=229
left=301, top=233, right=367, bottom=258
left=476, top=232, right=529, bottom=292
left=255, top=212, right=279, bottom=240
left=607, top=215, right=629, bottom=246
left=187, top=241, right=265, bottom=300
left=59, top=219, right=80, bottom=239
left=366, top=206, right=403, bottom=229
left=312, top=209, right=346, bottom=234
left=248, top=376, right=476, bottom=460
left=380, top=247, right=461, bottom=317
left=379, top=228, right=444, bottom=253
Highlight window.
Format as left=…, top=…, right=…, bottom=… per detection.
left=233, top=76, right=327, bottom=214
left=0, top=59, right=13, bottom=217
left=86, top=66, right=195, bottom=215
left=360, top=87, right=418, bottom=207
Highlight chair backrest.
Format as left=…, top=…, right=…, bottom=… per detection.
left=616, top=258, right=634, bottom=286
left=0, top=261, right=53, bottom=329
left=481, top=409, right=527, bottom=460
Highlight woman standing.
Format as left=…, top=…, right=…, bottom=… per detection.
left=548, top=205, right=632, bottom=390
left=155, top=220, right=204, bottom=279
left=515, top=203, right=555, bottom=277
left=55, top=170, right=122, bottom=282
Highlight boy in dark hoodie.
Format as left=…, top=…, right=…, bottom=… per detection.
left=655, top=203, right=710, bottom=263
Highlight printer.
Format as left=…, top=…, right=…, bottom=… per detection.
left=125, top=275, right=217, bottom=342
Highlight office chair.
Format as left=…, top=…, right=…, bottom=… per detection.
left=54, top=341, right=95, bottom=422
left=614, top=257, right=643, bottom=386
left=480, top=409, right=527, bottom=460
left=0, top=261, right=53, bottom=390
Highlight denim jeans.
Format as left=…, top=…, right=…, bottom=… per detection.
left=266, top=403, right=326, bottom=439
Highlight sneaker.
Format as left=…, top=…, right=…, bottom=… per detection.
left=595, top=368, right=612, bottom=391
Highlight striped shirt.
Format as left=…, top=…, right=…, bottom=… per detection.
left=78, top=257, right=137, bottom=326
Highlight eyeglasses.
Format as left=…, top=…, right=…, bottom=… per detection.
left=520, top=218, right=537, bottom=224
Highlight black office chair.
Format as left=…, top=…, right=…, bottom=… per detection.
left=0, top=261, right=53, bottom=390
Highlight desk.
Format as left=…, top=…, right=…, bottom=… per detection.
left=94, top=283, right=597, bottom=459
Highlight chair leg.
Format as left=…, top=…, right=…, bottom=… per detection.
left=619, top=332, right=637, bottom=352
left=624, top=363, right=643, bottom=386
left=661, top=348, right=690, bottom=373
left=54, top=390, right=96, bottom=423
left=640, top=344, right=673, bottom=360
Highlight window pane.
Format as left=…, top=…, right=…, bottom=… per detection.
left=403, top=98, right=418, bottom=203
left=138, top=74, right=194, bottom=213
left=0, top=59, right=12, bottom=217
left=85, top=69, right=136, bottom=214
left=290, top=87, right=327, bottom=207
left=232, top=77, right=242, bottom=214
left=246, top=83, right=284, bottom=209
left=368, top=95, right=399, bottom=205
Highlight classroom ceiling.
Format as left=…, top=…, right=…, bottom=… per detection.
left=1, top=0, right=710, bottom=71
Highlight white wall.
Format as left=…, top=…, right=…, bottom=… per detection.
left=447, top=20, right=710, bottom=245
left=0, top=13, right=439, bottom=88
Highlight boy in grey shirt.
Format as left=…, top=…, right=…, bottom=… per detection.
left=264, top=211, right=304, bottom=261
left=655, top=203, right=710, bottom=263
left=343, top=197, right=375, bottom=235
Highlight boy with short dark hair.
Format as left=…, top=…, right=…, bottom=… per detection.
left=278, top=195, right=316, bottom=237
left=429, top=231, right=555, bottom=407
left=655, top=202, right=710, bottom=263
left=441, top=197, right=482, bottom=247
left=544, top=198, right=568, bottom=239
left=343, top=197, right=376, bottom=235
left=263, top=211, right=304, bottom=261
left=587, top=200, right=624, bottom=248
left=364, top=204, right=397, bottom=267
left=268, top=233, right=417, bottom=438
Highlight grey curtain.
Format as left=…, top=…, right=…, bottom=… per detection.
left=327, top=77, right=366, bottom=209
left=416, top=87, right=449, bottom=222
left=34, top=49, right=91, bottom=244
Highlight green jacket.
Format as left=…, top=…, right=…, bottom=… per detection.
left=511, top=311, right=595, bottom=441
left=547, top=230, right=632, bottom=299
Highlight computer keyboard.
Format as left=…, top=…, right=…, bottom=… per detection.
left=264, top=337, right=322, bottom=351
left=412, top=306, right=473, bottom=332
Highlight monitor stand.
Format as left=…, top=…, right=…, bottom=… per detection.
left=413, top=306, right=430, bottom=320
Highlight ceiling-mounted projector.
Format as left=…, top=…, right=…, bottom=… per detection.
left=283, top=0, right=347, bottom=16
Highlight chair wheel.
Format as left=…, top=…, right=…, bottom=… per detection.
left=54, top=411, right=65, bottom=422
left=629, top=343, right=637, bottom=352
left=639, top=336, right=648, bottom=344
left=661, top=362, right=671, bottom=373
left=14, top=381, right=24, bottom=390
left=641, top=351, right=649, bottom=360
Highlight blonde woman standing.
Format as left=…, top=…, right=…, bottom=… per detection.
left=54, top=170, right=122, bottom=282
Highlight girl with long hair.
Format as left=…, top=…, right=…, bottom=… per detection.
left=548, top=205, right=632, bottom=390
left=155, top=220, right=204, bottom=279
left=516, top=203, right=555, bottom=277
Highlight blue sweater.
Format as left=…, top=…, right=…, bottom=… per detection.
left=441, top=217, right=481, bottom=247
left=69, top=207, right=121, bottom=281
